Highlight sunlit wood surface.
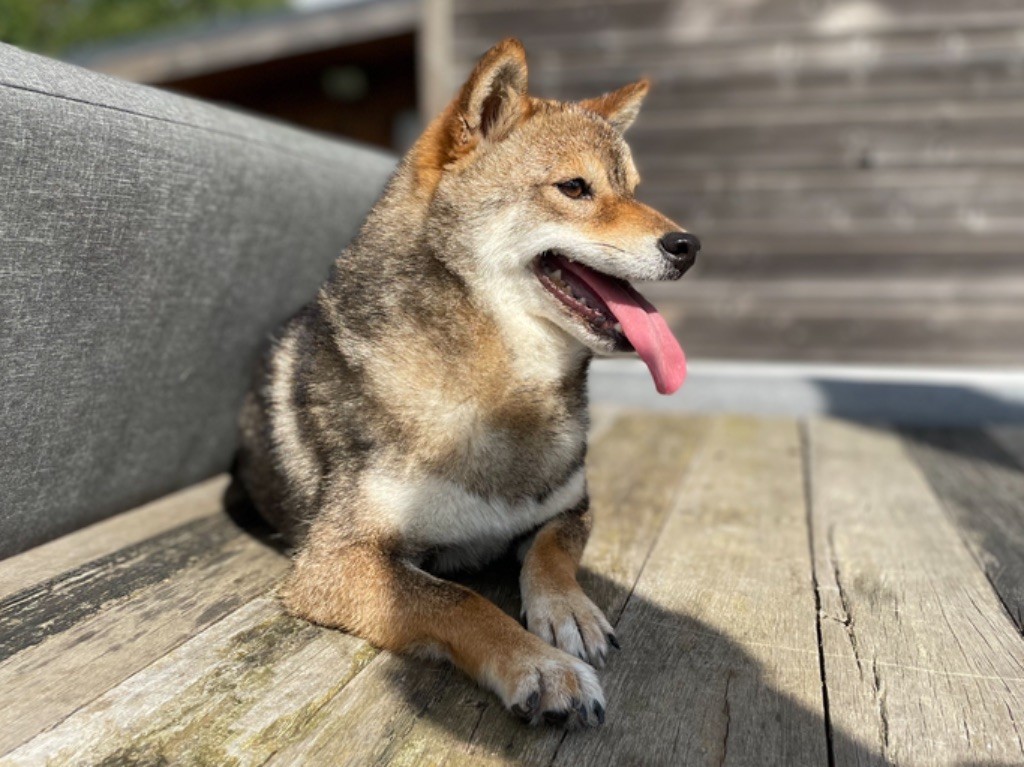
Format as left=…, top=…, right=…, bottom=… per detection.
left=1, top=411, right=1022, bottom=765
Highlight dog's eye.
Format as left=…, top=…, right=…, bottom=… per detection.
left=556, top=178, right=591, bottom=200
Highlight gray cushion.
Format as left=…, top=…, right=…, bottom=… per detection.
left=0, top=43, right=397, bottom=558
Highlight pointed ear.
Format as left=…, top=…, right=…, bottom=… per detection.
left=580, top=79, right=650, bottom=133
left=454, top=38, right=529, bottom=147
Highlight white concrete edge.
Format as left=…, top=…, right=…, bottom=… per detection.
left=588, top=358, right=1024, bottom=424
left=596, top=358, right=1024, bottom=385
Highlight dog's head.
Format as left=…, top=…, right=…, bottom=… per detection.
left=412, top=39, right=697, bottom=394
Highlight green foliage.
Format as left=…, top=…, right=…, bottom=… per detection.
left=0, top=0, right=288, bottom=55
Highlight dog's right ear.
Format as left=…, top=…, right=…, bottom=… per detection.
left=454, top=38, right=529, bottom=148
left=413, top=39, right=528, bottom=195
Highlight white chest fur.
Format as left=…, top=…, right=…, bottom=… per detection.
left=363, top=465, right=587, bottom=566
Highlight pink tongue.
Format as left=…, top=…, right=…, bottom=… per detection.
left=559, top=259, right=687, bottom=395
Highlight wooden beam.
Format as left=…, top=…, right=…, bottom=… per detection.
left=419, top=0, right=455, bottom=119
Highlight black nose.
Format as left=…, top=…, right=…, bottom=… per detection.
left=658, top=232, right=701, bottom=270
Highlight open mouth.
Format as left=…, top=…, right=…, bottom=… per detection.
left=534, top=252, right=629, bottom=347
left=533, top=251, right=687, bottom=395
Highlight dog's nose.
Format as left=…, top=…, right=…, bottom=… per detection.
left=658, top=232, right=701, bottom=271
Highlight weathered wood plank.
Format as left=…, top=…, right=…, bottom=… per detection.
left=260, top=413, right=712, bottom=766
left=636, top=144, right=1024, bottom=172
left=454, top=0, right=1023, bottom=27
left=0, top=598, right=378, bottom=767
left=585, top=404, right=621, bottom=445
left=0, top=514, right=238, bottom=661
left=679, top=253, right=1024, bottom=284
left=453, top=1, right=1024, bottom=41
left=627, top=116, right=1024, bottom=158
left=0, top=518, right=288, bottom=755
left=991, top=426, right=1024, bottom=467
left=807, top=419, right=1024, bottom=766
left=651, top=229, right=1024, bottom=261
left=0, top=475, right=227, bottom=600
left=653, top=293, right=1024, bottom=366
left=557, top=415, right=829, bottom=766
left=901, top=427, right=1024, bottom=632
left=566, top=73, right=1024, bottom=112
left=640, top=168, right=1024, bottom=195
left=645, top=188, right=1024, bottom=235
left=493, top=26, right=1024, bottom=77
left=642, top=277, right=1024, bottom=304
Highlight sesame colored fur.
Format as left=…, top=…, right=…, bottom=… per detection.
left=236, top=38, right=690, bottom=727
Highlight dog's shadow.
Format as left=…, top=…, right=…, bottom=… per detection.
left=373, top=555, right=891, bottom=766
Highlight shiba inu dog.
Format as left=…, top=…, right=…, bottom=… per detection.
left=237, top=38, right=699, bottom=728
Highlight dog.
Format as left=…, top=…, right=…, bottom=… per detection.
left=236, top=38, right=699, bottom=728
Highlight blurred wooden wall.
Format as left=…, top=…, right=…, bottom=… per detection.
left=428, top=0, right=1024, bottom=365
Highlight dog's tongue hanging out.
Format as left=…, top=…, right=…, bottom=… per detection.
left=559, top=260, right=686, bottom=395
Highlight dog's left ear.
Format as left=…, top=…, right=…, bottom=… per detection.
left=580, top=79, right=650, bottom=134
left=455, top=38, right=529, bottom=146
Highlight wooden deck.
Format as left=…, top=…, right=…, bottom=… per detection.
left=1, top=412, right=1023, bottom=766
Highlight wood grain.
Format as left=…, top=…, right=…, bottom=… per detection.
left=0, top=514, right=239, bottom=661
left=657, top=291, right=1024, bottom=366
left=0, top=517, right=287, bottom=754
left=557, top=415, right=828, bottom=766
left=4, top=414, right=1024, bottom=764
left=453, top=0, right=1023, bottom=29
left=901, top=427, right=1024, bottom=632
left=0, top=475, right=227, bottom=600
left=0, top=598, right=378, bottom=767
left=807, top=419, right=1024, bottom=766
left=990, top=426, right=1024, bottom=467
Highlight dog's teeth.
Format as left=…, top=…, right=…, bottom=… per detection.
left=552, top=269, right=562, bottom=279
left=614, top=322, right=623, bottom=333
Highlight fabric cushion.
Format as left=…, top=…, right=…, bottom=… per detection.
left=0, top=43, right=396, bottom=558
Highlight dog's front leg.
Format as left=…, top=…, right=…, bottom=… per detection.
left=519, top=498, right=617, bottom=669
left=280, top=521, right=605, bottom=726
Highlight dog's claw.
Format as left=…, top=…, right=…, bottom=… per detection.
left=607, top=632, right=620, bottom=650
left=593, top=701, right=606, bottom=725
left=512, top=690, right=541, bottom=721
left=572, top=697, right=588, bottom=724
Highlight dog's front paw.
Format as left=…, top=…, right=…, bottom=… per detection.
left=499, top=642, right=606, bottom=727
left=522, top=586, right=617, bottom=668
